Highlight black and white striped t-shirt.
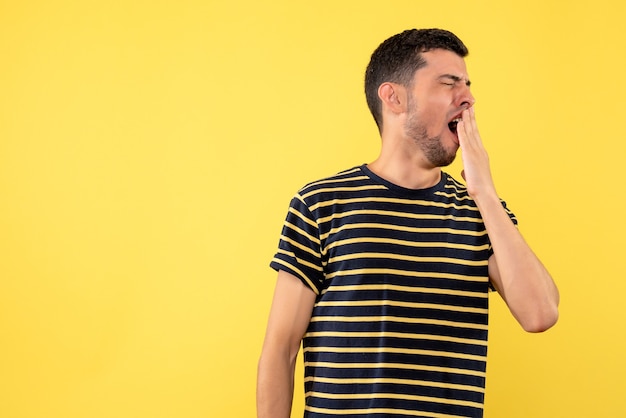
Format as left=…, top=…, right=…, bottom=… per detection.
left=270, top=164, right=516, bottom=418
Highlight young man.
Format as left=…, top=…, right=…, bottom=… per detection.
left=257, top=28, right=559, bottom=418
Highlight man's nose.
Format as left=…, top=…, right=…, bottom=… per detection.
left=459, top=90, right=475, bottom=109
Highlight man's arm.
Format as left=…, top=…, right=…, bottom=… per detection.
left=457, top=107, right=559, bottom=332
left=257, top=270, right=317, bottom=418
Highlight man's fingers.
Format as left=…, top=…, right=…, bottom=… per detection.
left=458, top=108, right=482, bottom=150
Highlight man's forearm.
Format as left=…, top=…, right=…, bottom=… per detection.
left=477, top=193, right=559, bottom=332
left=257, top=271, right=316, bottom=417
left=257, top=349, right=297, bottom=418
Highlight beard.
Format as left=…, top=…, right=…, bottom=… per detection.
left=404, top=97, right=457, bottom=167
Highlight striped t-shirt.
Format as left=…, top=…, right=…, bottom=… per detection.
left=270, top=164, right=517, bottom=418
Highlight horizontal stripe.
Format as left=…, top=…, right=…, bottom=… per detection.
left=308, top=315, right=488, bottom=331
left=304, top=346, right=486, bottom=362
left=309, top=196, right=480, bottom=213
left=302, top=185, right=388, bottom=199
left=325, top=268, right=487, bottom=282
left=305, top=331, right=487, bottom=347
left=328, top=252, right=487, bottom=267
left=275, top=248, right=323, bottom=272
left=277, top=235, right=321, bottom=261
left=436, top=191, right=474, bottom=201
left=320, top=223, right=486, bottom=241
left=317, top=208, right=485, bottom=225
left=304, top=376, right=485, bottom=394
left=314, top=300, right=487, bottom=315
left=321, top=284, right=487, bottom=299
left=324, top=236, right=489, bottom=255
left=304, top=361, right=485, bottom=378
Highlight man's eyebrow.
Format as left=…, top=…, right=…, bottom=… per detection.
left=439, top=74, right=471, bottom=87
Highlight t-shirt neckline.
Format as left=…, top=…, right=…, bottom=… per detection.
left=359, top=164, right=448, bottom=198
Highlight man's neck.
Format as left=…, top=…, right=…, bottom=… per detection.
left=367, top=156, right=442, bottom=190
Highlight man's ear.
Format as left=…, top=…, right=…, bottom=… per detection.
left=378, top=82, right=407, bottom=115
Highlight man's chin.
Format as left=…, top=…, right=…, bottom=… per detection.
left=419, top=136, right=458, bottom=167
left=439, top=154, right=457, bottom=168
left=427, top=150, right=457, bottom=168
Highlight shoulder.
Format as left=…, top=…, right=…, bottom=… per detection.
left=298, top=166, right=367, bottom=194
left=288, top=165, right=389, bottom=219
left=296, top=165, right=380, bottom=201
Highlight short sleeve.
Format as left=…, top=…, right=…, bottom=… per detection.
left=501, top=198, right=518, bottom=226
left=269, top=194, right=324, bottom=295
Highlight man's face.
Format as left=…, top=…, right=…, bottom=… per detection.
left=404, top=49, right=475, bottom=167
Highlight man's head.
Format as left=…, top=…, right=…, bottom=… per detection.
left=365, top=29, right=469, bottom=132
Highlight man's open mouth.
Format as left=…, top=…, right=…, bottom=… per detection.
left=448, top=117, right=462, bottom=134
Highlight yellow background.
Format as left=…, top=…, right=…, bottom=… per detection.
left=1, top=1, right=624, bottom=417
